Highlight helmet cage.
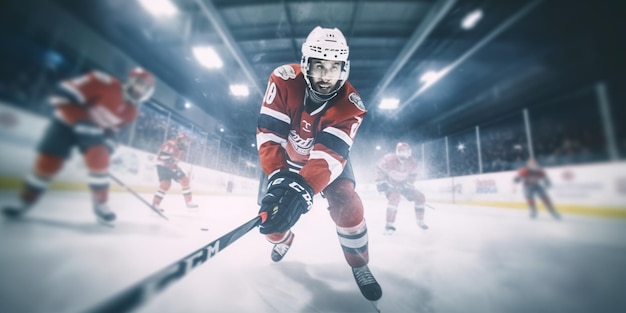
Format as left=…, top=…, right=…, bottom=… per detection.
left=125, top=68, right=155, bottom=104
left=396, top=143, right=412, bottom=160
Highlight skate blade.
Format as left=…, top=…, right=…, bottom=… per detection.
left=96, top=218, right=115, bottom=228
left=370, top=300, right=381, bottom=313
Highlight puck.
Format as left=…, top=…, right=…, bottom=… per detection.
left=200, top=228, right=209, bottom=231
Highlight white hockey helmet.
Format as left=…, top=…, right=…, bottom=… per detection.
left=300, top=26, right=350, bottom=98
left=124, top=67, right=155, bottom=104
left=396, top=142, right=411, bottom=160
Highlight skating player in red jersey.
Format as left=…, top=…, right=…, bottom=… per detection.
left=375, top=142, right=428, bottom=234
left=151, top=132, right=198, bottom=211
left=2, top=68, right=155, bottom=224
left=255, top=26, right=382, bottom=302
left=514, top=158, right=561, bottom=220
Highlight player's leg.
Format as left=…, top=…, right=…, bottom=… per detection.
left=384, top=192, right=401, bottom=234
left=75, top=121, right=118, bottom=223
left=324, top=161, right=381, bottom=301
left=405, top=188, right=428, bottom=230
left=152, top=165, right=173, bottom=211
left=178, top=171, right=198, bottom=208
left=3, top=120, right=72, bottom=217
left=538, top=187, right=560, bottom=220
left=524, top=186, right=537, bottom=219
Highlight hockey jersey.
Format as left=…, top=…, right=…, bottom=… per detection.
left=376, top=153, right=419, bottom=186
left=256, top=64, right=366, bottom=194
left=156, top=140, right=185, bottom=168
left=515, top=167, right=549, bottom=187
left=51, top=70, right=137, bottom=130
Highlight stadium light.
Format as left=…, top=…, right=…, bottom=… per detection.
left=461, top=9, right=483, bottom=30
left=420, top=70, right=443, bottom=84
left=137, top=0, right=178, bottom=17
left=192, top=46, right=223, bottom=69
left=230, top=84, right=249, bottom=97
left=184, top=101, right=192, bottom=109
left=379, top=98, right=399, bottom=110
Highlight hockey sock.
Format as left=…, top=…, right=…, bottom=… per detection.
left=337, top=219, right=369, bottom=268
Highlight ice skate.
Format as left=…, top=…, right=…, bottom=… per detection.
left=153, top=203, right=164, bottom=212
left=186, top=202, right=199, bottom=209
left=352, top=265, right=382, bottom=301
left=271, top=232, right=294, bottom=262
left=2, top=202, right=31, bottom=218
left=93, top=202, right=116, bottom=224
left=529, top=210, right=537, bottom=219
left=418, top=221, right=429, bottom=230
left=383, top=225, right=396, bottom=235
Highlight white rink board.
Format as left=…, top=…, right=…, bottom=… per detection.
left=0, top=103, right=257, bottom=195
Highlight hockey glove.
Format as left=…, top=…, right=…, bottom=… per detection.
left=376, top=180, right=392, bottom=193
left=258, top=171, right=313, bottom=235
left=104, top=129, right=118, bottom=154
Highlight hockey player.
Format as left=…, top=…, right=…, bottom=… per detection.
left=151, top=132, right=198, bottom=210
left=514, top=158, right=561, bottom=220
left=255, top=26, right=382, bottom=302
left=2, top=67, right=156, bottom=224
left=376, top=142, right=429, bottom=234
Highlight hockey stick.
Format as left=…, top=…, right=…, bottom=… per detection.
left=108, top=173, right=169, bottom=221
left=425, top=203, right=437, bottom=210
left=85, top=213, right=266, bottom=313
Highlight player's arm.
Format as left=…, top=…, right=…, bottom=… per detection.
left=542, top=170, right=552, bottom=188
left=299, top=111, right=365, bottom=194
left=374, top=156, right=392, bottom=192
left=256, top=74, right=290, bottom=176
left=513, top=168, right=526, bottom=183
left=49, top=72, right=97, bottom=107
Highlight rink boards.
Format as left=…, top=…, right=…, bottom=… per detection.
left=1, top=103, right=625, bottom=218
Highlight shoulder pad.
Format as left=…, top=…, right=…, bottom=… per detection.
left=348, top=92, right=366, bottom=111
left=91, top=71, right=113, bottom=84
left=273, top=65, right=297, bottom=80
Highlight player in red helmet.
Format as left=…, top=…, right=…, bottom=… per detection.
left=151, top=132, right=198, bottom=210
left=255, top=26, right=381, bottom=302
left=2, top=67, right=155, bottom=224
left=514, top=158, right=561, bottom=220
left=376, top=142, right=429, bottom=234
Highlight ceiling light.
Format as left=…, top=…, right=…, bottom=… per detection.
left=192, top=46, right=223, bottom=69
left=379, top=98, right=399, bottom=110
left=230, top=84, right=249, bottom=97
left=184, top=101, right=192, bottom=109
left=420, top=71, right=442, bottom=84
left=461, top=9, right=483, bottom=30
left=137, top=0, right=178, bottom=17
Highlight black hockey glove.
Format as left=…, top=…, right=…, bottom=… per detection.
left=376, top=180, right=392, bottom=193
left=258, top=171, right=313, bottom=235
left=104, top=129, right=118, bottom=154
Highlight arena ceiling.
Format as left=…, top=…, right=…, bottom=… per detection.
left=52, top=0, right=622, bottom=146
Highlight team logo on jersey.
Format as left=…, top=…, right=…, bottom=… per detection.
left=274, top=65, right=296, bottom=80
left=301, top=120, right=312, bottom=133
left=288, top=130, right=314, bottom=155
left=348, top=93, right=365, bottom=111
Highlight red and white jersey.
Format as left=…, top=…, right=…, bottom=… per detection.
left=51, top=70, right=137, bottom=130
left=376, top=153, right=419, bottom=186
left=256, top=64, right=366, bottom=194
left=516, top=167, right=548, bottom=187
left=156, top=140, right=185, bottom=167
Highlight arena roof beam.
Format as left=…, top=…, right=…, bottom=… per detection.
left=370, top=0, right=457, bottom=106
left=193, top=0, right=264, bottom=99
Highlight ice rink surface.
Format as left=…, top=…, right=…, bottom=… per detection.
left=1, top=191, right=625, bottom=313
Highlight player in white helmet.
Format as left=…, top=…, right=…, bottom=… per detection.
left=256, top=26, right=381, bottom=303
left=376, top=142, right=429, bottom=234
